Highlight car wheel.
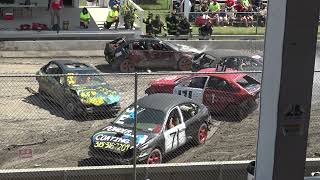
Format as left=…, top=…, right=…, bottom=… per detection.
left=119, top=59, right=135, bottom=73
left=146, top=148, right=162, bottom=164
left=177, top=58, right=192, bottom=71
left=225, top=104, right=247, bottom=121
left=63, top=99, right=84, bottom=118
left=195, top=123, right=208, bottom=145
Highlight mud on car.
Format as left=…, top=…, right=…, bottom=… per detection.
left=35, top=60, right=121, bottom=118
left=88, top=94, right=211, bottom=164
left=145, top=67, right=261, bottom=120
left=104, top=36, right=201, bottom=72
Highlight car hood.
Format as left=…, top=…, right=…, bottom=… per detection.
left=70, top=85, right=120, bottom=106
left=176, top=44, right=204, bottom=54
left=91, top=125, right=156, bottom=153
left=150, top=75, right=187, bottom=86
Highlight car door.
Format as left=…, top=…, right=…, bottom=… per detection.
left=203, top=76, right=236, bottom=112
left=44, top=63, right=64, bottom=100
left=163, top=107, right=187, bottom=153
left=178, top=103, right=200, bottom=138
left=147, top=40, right=171, bottom=68
left=173, top=76, right=209, bottom=104
left=128, top=40, right=149, bottom=68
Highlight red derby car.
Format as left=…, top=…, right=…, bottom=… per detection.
left=145, top=67, right=261, bottom=119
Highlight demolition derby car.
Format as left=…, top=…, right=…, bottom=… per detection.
left=88, top=94, right=211, bottom=164
left=192, top=50, right=263, bottom=72
left=145, top=67, right=261, bottom=119
left=104, top=36, right=202, bottom=72
left=35, top=60, right=121, bottom=117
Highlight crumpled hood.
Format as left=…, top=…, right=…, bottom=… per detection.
left=71, top=85, right=120, bottom=106
left=176, top=44, right=204, bottom=54
left=91, top=125, right=154, bottom=153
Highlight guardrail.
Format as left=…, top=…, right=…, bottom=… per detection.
left=0, top=159, right=319, bottom=180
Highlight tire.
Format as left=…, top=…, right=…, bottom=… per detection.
left=119, top=59, right=135, bottom=73
left=194, top=123, right=208, bottom=145
left=63, top=99, right=84, bottom=118
left=146, top=148, right=162, bottom=164
left=225, top=104, right=247, bottom=121
left=177, top=58, right=192, bottom=71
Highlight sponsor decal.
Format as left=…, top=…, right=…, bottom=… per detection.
left=94, top=141, right=131, bottom=152
left=136, top=135, right=148, bottom=145
left=115, top=106, right=145, bottom=125
left=94, top=133, right=130, bottom=144
left=102, top=126, right=133, bottom=136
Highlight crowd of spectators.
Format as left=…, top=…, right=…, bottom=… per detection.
left=185, top=0, right=267, bottom=27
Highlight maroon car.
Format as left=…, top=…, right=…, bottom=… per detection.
left=104, top=37, right=201, bottom=72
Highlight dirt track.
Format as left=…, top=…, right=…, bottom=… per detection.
left=0, top=57, right=319, bottom=169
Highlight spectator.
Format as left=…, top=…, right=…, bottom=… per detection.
left=104, top=5, right=119, bottom=30
left=48, top=0, right=63, bottom=29
left=257, top=3, right=267, bottom=27
left=209, top=0, right=220, bottom=13
left=194, top=0, right=201, bottom=11
left=123, top=4, right=137, bottom=29
left=243, top=5, right=254, bottom=27
left=143, top=13, right=154, bottom=35
left=80, top=7, right=91, bottom=29
left=177, top=16, right=192, bottom=35
left=201, top=3, right=208, bottom=12
left=225, top=0, right=235, bottom=8
left=152, top=14, right=166, bottom=36
left=234, top=0, right=244, bottom=26
left=165, top=10, right=179, bottom=35
left=218, top=5, right=228, bottom=26
left=225, top=5, right=236, bottom=26
left=208, top=0, right=220, bottom=25
left=199, top=19, right=213, bottom=37
left=240, top=0, right=250, bottom=10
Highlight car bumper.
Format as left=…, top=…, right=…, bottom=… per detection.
left=88, top=146, right=147, bottom=165
left=85, top=104, right=121, bottom=114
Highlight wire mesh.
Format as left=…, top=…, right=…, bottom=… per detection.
left=0, top=69, right=320, bottom=178
left=0, top=70, right=260, bottom=169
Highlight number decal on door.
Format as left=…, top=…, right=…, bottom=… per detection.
left=212, top=94, right=215, bottom=103
left=169, top=129, right=180, bottom=149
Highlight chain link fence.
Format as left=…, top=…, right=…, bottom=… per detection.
left=0, top=70, right=319, bottom=178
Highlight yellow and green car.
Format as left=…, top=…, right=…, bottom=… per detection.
left=36, top=60, right=121, bottom=118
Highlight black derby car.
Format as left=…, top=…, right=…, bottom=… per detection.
left=88, top=94, right=211, bottom=164
left=192, top=50, right=263, bottom=72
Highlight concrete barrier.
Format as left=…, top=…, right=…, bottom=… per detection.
left=0, top=40, right=265, bottom=58
left=1, top=39, right=320, bottom=58
left=0, top=159, right=319, bottom=180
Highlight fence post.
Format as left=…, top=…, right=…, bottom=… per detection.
left=133, top=72, right=138, bottom=180
left=255, top=13, right=258, bottom=35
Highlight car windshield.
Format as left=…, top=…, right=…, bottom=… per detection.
left=113, top=105, right=165, bottom=133
left=65, top=70, right=106, bottom=87
left=163, top=41, right=179, bottom=51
